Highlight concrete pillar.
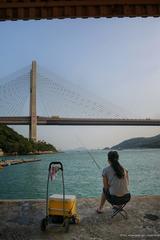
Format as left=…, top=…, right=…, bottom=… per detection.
left=29, top=60, right=37, bottom=142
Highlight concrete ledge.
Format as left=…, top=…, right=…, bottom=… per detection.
left=0, top=196, right=160, bottom=240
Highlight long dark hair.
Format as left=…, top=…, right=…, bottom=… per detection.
left=108, top=151, right=124, bottom=179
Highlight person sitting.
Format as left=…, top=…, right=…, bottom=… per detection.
left=97, top=151, right=131, bottom=213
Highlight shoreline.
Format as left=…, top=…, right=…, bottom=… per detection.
left=0, top=194, right=160, bottom=201
left=0, top=151, right=58, bottom=157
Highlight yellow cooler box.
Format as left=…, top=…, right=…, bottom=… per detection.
left=48, top=194, right=77, bottom=217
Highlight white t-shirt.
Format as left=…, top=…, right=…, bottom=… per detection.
left=102, top=165, right=129, bottom=196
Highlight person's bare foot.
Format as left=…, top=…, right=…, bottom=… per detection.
left=96, top=208, right=103, bottom=214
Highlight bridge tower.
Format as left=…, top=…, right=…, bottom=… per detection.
left=29, top=60, right=37, bottom=142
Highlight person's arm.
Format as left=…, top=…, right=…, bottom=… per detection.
left=103, top=176, right=109, bottom=191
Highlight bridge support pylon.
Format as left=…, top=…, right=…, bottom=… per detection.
left=29, top=60, right=37, bottom=142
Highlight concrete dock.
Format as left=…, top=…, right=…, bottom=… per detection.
left=0, top=196, right=159, bottom=240
left=0, top=159, right=41, bottom=168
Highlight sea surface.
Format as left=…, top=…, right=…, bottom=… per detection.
left=0, top=149, right=159, bottom=199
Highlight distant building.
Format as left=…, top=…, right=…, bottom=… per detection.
left=0, top=148, right=4, bottom=156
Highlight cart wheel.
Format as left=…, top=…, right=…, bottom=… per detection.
left=75, top=217, right=80, bottom=224
left=41, top=218, right=47, bottom=232
left=71, top=215, right=80, bottom=224
left=63, top=218, right=70, bottom=233
left=71, top=216, right=76, bottom=224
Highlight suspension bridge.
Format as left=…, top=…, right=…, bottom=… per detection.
left=0, top=60, right=160, bottom=142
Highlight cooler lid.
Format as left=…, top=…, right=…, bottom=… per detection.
left=49, top=194, right=76, bottom=200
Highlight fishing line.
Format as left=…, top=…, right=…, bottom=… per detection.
left=75, top=135, right=102, bottom=171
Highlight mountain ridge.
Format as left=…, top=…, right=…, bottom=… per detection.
left=111, top=134, right=160, bottom=150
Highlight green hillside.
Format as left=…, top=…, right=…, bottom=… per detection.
left=0, top=125, right=57, bottom=155
left=111, top=134, right=160, bottom=150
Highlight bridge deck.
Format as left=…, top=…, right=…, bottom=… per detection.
left=0, top=116, right=160, bottom=126
left=0, top=0, right=160, bottom=21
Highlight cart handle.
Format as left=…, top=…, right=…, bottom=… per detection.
left=48, top=161, right=63, bottom=171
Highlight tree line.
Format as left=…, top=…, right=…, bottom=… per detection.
left=0, top=125, right=57, bottom=155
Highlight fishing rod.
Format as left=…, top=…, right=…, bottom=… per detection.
left=75, top=135, right=102, bottom=170
left=83, top=147, right=101, bottom=170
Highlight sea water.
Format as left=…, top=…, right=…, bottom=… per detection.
left=0, top=149, right=159, bottom=199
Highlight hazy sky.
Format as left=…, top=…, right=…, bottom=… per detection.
left=0, top=17, right=160, bottom=150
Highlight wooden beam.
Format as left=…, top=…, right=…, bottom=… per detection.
left=0, top=0, right=160, bottom=21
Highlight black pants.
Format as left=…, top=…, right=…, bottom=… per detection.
left=103, top=188, right=131, bottom=205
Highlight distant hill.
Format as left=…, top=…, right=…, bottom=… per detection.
left=111, top=134, right=160, bottom=150
left=0, top=125, right=57, bottom=155
left=103, top=147, right=110, bottom=150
